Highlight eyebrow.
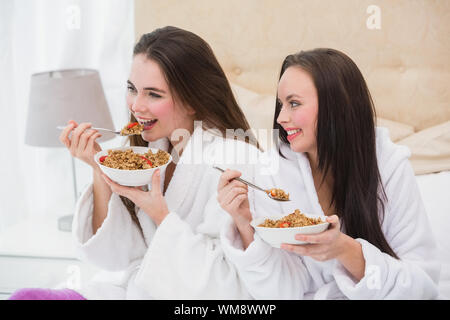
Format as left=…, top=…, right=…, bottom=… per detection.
left=285, top=94, right=303, bottom=100
left=127, top=80, right=166, bottom=94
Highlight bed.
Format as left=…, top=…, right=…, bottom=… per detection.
left=416, top=171, right=450, bottom=299
left=134, top=0, right=450, bottom=298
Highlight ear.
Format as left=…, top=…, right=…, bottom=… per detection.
left=186, top=105, right=196, bottom=116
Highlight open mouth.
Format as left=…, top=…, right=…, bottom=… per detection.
left=286, top=128, right=302, bottom=141
left=138, top=118, right=158, bottom=130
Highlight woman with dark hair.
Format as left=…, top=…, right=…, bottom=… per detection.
left=219, top=48, right=441, bottom=299
left=10, top=26, right=262, bottom=300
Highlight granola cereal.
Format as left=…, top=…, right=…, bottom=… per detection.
left=99, top=149, right=170, bottom=170
left=267, top=188, right=290, bottom=200
left=120, top=122, right=144, bottom=136
left=143, top=149, right=171, bottom=167
left=258, top=209, right=324, bottom=228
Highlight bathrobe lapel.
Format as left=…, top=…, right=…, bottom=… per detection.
left=294, top=151, right=325, bottom=216
left=272, top=144, right=324, bottom=217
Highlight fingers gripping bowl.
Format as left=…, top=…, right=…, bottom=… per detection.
left=250, top=210, right=330, bottom=248
left=94, top=146, right=172, bottom=187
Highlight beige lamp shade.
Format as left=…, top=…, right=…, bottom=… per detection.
left=25, top=69, right=115, bottom=147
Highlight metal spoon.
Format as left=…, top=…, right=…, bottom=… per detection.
left=213, top=166, right=290, bottom=201
left=56, top=125, right=138, bottom=136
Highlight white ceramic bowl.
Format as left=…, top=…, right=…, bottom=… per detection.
left=94, top=146, right=172, bottom=187
left=251, top=213, right=330, bottom=248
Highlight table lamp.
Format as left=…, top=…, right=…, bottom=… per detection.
left=24, top=69, right=116, bottom=231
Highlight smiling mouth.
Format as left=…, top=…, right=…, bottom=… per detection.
left=286, top=128, right=302, bottom=141
left=137, top=118, right=158, bottom=130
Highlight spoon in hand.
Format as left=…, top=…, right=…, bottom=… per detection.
left=56, top=125, right=138, bottom=136
left=213, top=166, right=290, bottom=201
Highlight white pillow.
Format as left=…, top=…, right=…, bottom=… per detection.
left=398, top=121, right=450, bottom=175
left=376, top=117, right=415, bottom=142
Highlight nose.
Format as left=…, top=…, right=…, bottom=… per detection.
left=277, top=105, right=290, bottom=125
left=130, top=94, right=147, bottom=114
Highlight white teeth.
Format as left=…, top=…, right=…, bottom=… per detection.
left=287, top=129, right=301, bottom=135
left=138, top=119, right=157, bottom=125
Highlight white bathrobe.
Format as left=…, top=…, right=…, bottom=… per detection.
left=72, top=126, right=265, bottom=300
left=220, top=127, right=442, bottom=300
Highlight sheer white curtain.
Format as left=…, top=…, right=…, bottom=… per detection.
left=0, top=0, right=135, bottom=232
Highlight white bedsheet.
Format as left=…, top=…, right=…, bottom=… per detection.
left=416, top=171, right=450, bottom=299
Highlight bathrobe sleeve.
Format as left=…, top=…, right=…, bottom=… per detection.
left=332, top=159, right=441, bottom=299
left=72, top=183, right=147, bottom=271
left=220, top=222, right=312, bottom=300
left=133, top=189, right=252, bottom=299
left=220, top=164, right=312, bottom=299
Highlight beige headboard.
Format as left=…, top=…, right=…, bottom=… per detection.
left=135, top=0, right=450, bottom=173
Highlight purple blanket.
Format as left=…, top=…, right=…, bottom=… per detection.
left=8, top=288, right=86, bottom=300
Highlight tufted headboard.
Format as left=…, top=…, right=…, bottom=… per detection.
left=134, top=0, right=450, bottom=174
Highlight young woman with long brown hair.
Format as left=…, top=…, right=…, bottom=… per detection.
left=10, top=26, right=263, bottom=300
left=218, top=48, right=441, bottom=299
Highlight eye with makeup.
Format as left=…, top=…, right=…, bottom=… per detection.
left=289, top=100, right=301, bottom=108
left=127, top=85, right=137, bottom=94
left=126, top=85, right=161, bottom=99
left=148, top=91, right=162, bottom=98
left=276, top=98, right=301, bottom=109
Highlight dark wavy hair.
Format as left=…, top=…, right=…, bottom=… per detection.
left=121, top=26, right=258, bottom=238
left=274, top=48, right=398, bottom=259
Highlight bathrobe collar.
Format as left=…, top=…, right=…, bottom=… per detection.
left=279, top=141, right=325, bottom=216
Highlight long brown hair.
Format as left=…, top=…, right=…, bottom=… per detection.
left=121, top=26, right=258, bottom=238
left=274, top=48, right=398, bottom=259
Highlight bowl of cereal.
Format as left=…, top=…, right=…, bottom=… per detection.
left=94, top=146, right=172, bottom=187
left=250, top=209, right=330, bottom=248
